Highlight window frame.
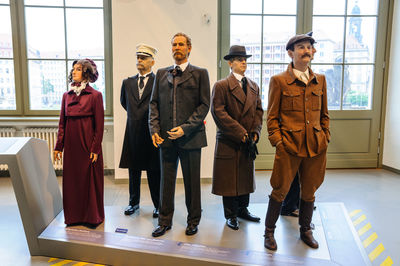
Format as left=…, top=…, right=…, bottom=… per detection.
left=0, top=0, right=112, bottom=117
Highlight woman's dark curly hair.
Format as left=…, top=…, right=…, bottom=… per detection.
left=68, top=59, right=99, bottom=83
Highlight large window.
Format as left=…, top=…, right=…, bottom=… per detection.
left=230, top=0, right=297, bottom=108
left=312, top=0, right=378, bottom=110
left=224, top=0, right=380, bottom=111
left=0, top=0, right=111, bottom=115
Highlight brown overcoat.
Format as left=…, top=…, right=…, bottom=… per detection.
left=211, top=73, right=263, bottom=196
left=267, top=63, right=330, bottom=157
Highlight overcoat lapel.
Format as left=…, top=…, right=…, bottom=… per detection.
left=166, top=66, right=174, bottom=85
left=227, top=73, right=246, bottom=106
left=128, top=74, right=140, bottom=103
left=242, top=79, right=257, bottom=116
left=176, top=64, right=194, bottom=86
left=138, top=73, right=155, bottom=104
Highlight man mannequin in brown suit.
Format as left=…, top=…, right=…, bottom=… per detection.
left=211, top=45, right=263, bottom=230
left=281, top=33, right=317, bottom=218
left=264, top=33, right=330, bottom=251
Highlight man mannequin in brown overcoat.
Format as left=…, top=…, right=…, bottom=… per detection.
left=264, top=33, right=330, bottom=251
left=211, top=45, right=263, bottom=230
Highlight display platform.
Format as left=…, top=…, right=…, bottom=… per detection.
left=0, top=138, right=370, bottom=265
left=38, top=203, right=369, bottom=266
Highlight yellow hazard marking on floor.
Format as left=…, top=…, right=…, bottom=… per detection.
left=352, top=214, right=366, bottom=226
left=358, top=222, right=371, bottom=236
left=363, top=232, right=378, bottom=248
left=381, top=256, right=393, bottom=266
left=350, top=210, right=394, bottom=264
left=369, top=243, right=385, bottom=262
left=51, top=260, right=73, bottom=266
left=349, top=209, right=361, bottom=217
left=72, top=262, right=89, bottom=266
left=93, top=264, right=105, bottom=266
left=48, top=258, right=58, bottom=263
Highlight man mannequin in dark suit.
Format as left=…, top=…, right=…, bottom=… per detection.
left=119, top=44, right=160, bottom=218
left=149, top=32, right=210, bottom=237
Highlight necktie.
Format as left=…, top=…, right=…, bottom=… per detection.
left=172, top=66, right=182, bottom=77
left=241, top=77, right=247, bottom=95
left=139, top=76, right=145, bottom=89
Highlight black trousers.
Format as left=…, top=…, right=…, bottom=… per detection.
left=222, top=194, right=249, bottom=219
left=280, top=172, right=300, bottom=214
left=128, top=168, right=160, bottom=209
left=158, top=145, right=201, bottom=226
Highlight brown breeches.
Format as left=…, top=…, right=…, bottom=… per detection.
left=270, top=144, right=326, bottom=202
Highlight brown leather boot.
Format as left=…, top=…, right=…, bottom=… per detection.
left=300, top=228, right=319, bottom=248
left=299, top=199, right=319, bottom=248
left=264, top=196, right=282, bottom=251
left=264, top=228, right=277, bottom=250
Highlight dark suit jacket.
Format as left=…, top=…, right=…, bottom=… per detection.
left=211, top=73, right=263, bottom=196
left=149, top=63, right=210, bottom=149
left=119, top=73, right=160, bottom=169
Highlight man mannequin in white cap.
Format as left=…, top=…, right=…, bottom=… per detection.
left=119, top=44, right=160, bottom=218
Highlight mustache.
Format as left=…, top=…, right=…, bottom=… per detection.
left=302, top=54, right=311, bottom=58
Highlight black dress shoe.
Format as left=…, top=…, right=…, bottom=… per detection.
left=152, top=225, right=171, bottom=237
left=124, top=204, right=139, bottom=215
left=238, top=209, right=261, bottom=222
left=153, top=208, right=159, bottom=218
left=185, top=224, right=198, bottom=236
left=83, top=222, right=101, bottom=229
left=226, top=218, right=239, bottom=230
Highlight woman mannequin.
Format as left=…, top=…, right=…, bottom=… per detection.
left=54, top=59, right=104, bottom=228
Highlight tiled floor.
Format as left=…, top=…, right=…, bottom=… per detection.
left=0, top=169, right=399, bottom=265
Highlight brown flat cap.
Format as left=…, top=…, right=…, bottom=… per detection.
left=286, top=33, right=316, bottom=51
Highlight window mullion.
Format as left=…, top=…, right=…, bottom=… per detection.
left=7, top=0, right=23, bottom=114
left=63, top=0, right=69, bottom=94
left=340, top=0, right=349, bottom=110
left=260, top=0, right=264, bottom=97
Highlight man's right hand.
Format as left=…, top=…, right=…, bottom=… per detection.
left=152, top=133, right=164, bottom=148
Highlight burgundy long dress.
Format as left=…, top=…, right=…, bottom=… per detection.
left=55, top=84, right=105, bottom=225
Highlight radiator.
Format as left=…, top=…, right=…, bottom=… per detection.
left=22, top=127, right=63, bottom=170
left=0, top=127, right=17, bottom=170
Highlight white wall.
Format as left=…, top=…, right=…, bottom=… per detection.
left=383, top=0, right=400, bottom=170
left=112, top=0, right=218, bottom=179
